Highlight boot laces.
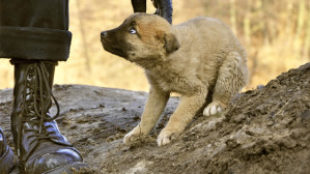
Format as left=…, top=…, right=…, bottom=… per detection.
left=20, top=62, right=61, bottom=160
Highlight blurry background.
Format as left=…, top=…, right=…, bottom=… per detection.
left=0, top=0, right=309, bottom=91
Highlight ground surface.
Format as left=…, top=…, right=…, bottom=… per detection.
left=1, top=63, right=310, bottom=174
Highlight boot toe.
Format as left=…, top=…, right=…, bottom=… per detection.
left=26, top=146, right=87, bottom=174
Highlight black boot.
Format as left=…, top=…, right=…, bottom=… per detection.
left=11, top=60, right=87, bottom=174
left=0, top=128, right=15, bottom=174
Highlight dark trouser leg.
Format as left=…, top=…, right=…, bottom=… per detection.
left=0, top=0, right=87, bottom=173
left=131, top=0, right=173, bottom=24
left=152, top=0, right=173, bottom=24
left=0, top=128, right=15, bottom=174
left=131, top=0, right=146, bottom=13
left=0, top=0, right=71, bottom=61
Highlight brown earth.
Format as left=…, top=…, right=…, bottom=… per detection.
left=1, top=63, right=310, bottom=174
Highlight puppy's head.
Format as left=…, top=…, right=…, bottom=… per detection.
left=101, top=13, right=179, bottom=64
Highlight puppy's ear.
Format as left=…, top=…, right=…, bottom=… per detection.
left=164, top=33, right=180, bottom=54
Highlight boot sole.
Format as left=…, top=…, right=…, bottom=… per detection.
left=43, top=162, right=92, bottom=174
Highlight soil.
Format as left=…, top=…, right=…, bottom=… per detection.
left=1, top=63, right=310, bottom=174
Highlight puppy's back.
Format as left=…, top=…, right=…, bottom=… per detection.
left=172, top=17, right=246, bottom=62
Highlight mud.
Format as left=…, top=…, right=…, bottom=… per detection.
left=1, top=63, right=310, bottom=174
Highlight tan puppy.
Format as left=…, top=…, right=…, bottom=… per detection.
left=100, top=13, right=248, bottom=146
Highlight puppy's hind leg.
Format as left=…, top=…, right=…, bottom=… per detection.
left=203, top=51, right=248, bottom=116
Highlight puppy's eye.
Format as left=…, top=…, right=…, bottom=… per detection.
left=129, top=27, right=137, bottom=34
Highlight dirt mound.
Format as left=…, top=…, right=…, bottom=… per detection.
left=97, top=63, right=310, bottom=174
left=1, top=63, right=309, bottom=174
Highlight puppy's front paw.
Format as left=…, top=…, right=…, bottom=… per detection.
left=123, top=126, right=144, bottom=145
left=203, top=101, right=225, bottom=116
left=157, top=128, right=178, bottom=146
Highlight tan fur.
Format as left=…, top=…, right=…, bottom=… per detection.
left=101, top=13, right=248, bottom=146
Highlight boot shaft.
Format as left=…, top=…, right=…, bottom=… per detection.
left=12, top=61, right=56, bottom=118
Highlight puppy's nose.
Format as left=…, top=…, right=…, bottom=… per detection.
left=101, top=31, right=108, bottom=38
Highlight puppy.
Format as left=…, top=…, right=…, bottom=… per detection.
left=101, top=13, right=248, bottom=146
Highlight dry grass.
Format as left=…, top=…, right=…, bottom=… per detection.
left=0, top=0, right=309, bottom=91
